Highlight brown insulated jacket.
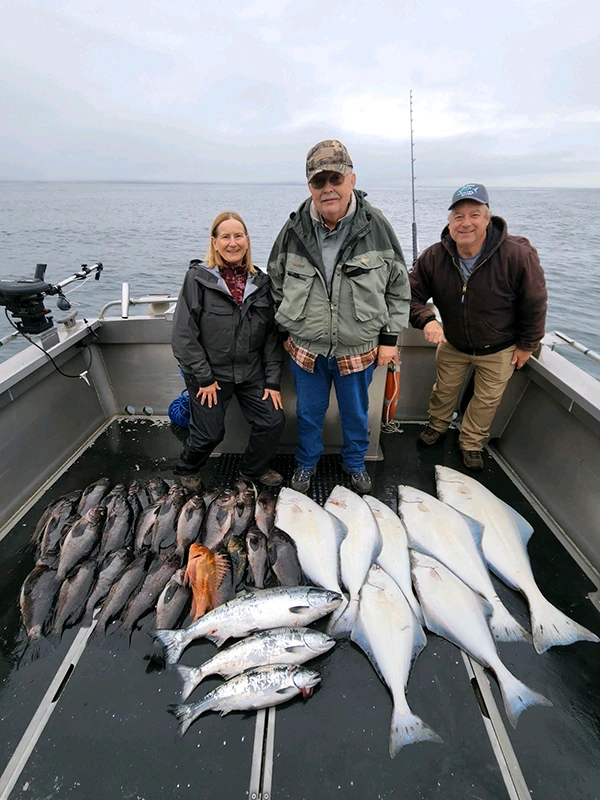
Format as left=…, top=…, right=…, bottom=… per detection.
left=409, top=216, right=547, bottom=355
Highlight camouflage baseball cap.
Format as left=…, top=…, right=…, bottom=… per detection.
left=306, top=140, right=353, bottom=182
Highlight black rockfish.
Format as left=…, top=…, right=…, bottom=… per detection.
left=19, top=565, right=61, bottom=665
left=81, top=548, right=133, bottom=626
left=56, top=505, right=106, bottom=581
left=49, top=560, right=97, bottom=643
left=77, top=478, right=111, bottom=517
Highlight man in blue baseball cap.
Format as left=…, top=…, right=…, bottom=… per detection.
left=408, top=183, right=547, bottom=472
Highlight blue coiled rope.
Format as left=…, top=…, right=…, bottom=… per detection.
left=168, top=389, right=190, bottom=428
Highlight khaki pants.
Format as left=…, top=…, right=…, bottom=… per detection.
left=427, top=341, right=516, bottom=451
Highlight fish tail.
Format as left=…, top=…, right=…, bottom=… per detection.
left=167, top=702, right=201, bottom=738
left=152, top=628, right=186, bottom=664
left=81, top=604, right=96, bottom=628
left=175, top=664, right=201, bottom=702
left=488, top=599, right=532, bottom=644
left=47, top=624, right=64, bottom=646
left=496, top=667, right=553, bottom=728
left=19, top=632, right=55, bottom=667
left=389, top=707, right=443, bottom=757
left=530, top=596, right=600, bottom=654
left=102, top=625, right=132, bottom=651
left=88, top=619, right=108, bottom=645
left=326, top=596, right=356, bottom=639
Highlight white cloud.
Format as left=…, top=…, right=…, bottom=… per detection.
left=1, top=0, right=599, bottom=184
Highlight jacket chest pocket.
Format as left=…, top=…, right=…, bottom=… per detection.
left=344, top=255, right=388, bottom=322
left=280, top=267, right=316, bottom=322
left=200, top=299, right=234, bottom=352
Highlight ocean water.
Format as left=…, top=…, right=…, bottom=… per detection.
left=1, top=182, right=599, bottom=380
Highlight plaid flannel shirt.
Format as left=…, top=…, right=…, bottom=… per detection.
left=287, top=337, right=377, bottom=376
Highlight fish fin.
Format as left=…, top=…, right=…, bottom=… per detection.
left=530, top=597, right=600, bottom=654
left=496, top=669, right=553, bottom=728
left=284, top=645, right=307, bottom=654
left=175, top=664, right=201, bottom=702
left=500, top=500, right=534, bottom=546
left=46, top=621, right=64, bottom=646
left=288, top=605, right=310, bottom=614
left=19, top=633, right=55, bottom=667
left=326, top=597, right=357, bottom=639
left=167, top=703, right=197, bottom=738
left=487, top=563, right=521, bottom=592
left=189, top=594, right=198, bottom=621
left=402, top=586, right=425, bottom=626
left=204, top=632, right=229, bottom=647
left=326, top=511, right=348, bottom=548
left=350, top=611, right=386, bottom=686
left=151, top=629, right=185, bottom=665
left=389, top=707, right=443, bottom=757
left=488, top=598, right=532, bottom=643
left=81, top=608, right=94, bottom=628
left=276, top=686, right=298, bottom=696
left=213, top=552, right=231, bottom=584
left=478, top=595, right=495, bottom=621
left=410, top=620, right=428, bottom=662
left=455, top=509, right=485, bottom=555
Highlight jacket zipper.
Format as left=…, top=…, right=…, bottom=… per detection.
left=289, top=221, right=371, bottom=356
left=452, top=256, right=488, bottom=351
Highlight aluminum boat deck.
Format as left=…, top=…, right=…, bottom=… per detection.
left=1, top=421, right=599, bottom=800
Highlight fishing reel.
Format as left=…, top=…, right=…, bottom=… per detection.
left=0, top=263, right=103, bottom=336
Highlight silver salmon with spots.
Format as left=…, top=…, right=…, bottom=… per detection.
left=152, top=585, right=342, bottom=664
left=167, top=664, right=321, bottom=737
left=175, top=626, right=335, bottom=701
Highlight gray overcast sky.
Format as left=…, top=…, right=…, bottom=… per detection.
left=2, top=0, right=599, bottom=186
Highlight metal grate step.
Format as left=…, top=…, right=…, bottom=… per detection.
left=209, top=453, right=364, bottom=505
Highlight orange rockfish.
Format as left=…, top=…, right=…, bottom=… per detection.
left=184, top=544, right=231, bottom=622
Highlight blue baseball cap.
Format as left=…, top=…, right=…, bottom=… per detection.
left=448, top=183, right=489, bottom=210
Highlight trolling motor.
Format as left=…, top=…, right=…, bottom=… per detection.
left=0, top=262, right=103, bottom=342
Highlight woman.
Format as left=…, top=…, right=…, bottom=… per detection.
left=171, top=211, right=285, bottom=487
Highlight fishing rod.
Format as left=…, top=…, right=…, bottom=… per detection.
left=409, top=89, right=419, bottom=265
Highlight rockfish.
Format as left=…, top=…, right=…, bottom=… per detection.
left=184, top=543, right=231, bottom=621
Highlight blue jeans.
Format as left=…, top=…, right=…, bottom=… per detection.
left=290, top=356, right=376, bottom=471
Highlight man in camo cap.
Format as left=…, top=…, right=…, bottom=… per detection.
left=268, top=139, right=410, bottom=494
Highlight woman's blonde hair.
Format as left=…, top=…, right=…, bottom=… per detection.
left=205, top=211, right=257, bottom=274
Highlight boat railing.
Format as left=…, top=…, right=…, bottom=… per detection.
left=98, top=282, right=177, bottom=320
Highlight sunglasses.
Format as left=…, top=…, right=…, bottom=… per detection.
left=309, top=172, right=347, bottom=190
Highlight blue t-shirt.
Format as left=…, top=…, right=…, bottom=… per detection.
left=458, top=250, right=482, bottom=282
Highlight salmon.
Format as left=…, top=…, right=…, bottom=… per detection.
left=184, top=544, right=231, bottom=622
